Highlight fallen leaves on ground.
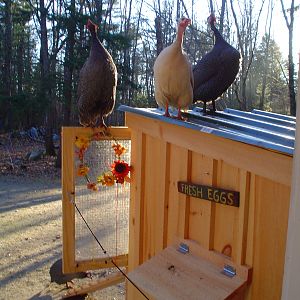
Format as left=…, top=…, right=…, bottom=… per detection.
left=0, top=132, right=60, bottom=179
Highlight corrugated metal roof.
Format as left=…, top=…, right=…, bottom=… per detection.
left=119, top=105, right=295, bottom=156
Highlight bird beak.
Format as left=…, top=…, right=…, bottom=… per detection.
left=178, top=17, right=191, bottom=28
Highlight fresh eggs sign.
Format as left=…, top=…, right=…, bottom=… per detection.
left=178, top=181, right=240, bottom=207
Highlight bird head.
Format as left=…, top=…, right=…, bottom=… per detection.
left=86, top=19, right=98, bottom=33
left=178, top=17, right=191, bottom=29
left=207, top=14, right=216, bottom=25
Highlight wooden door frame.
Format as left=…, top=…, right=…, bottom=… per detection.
left=61, top=126, right=131, bottom=274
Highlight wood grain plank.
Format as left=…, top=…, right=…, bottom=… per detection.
left=251, top=176, right=290, bottom=300
left=73, top=254, right=128, bottom=272
left=213, top=161, right=239, bottom=258
left=167, top=144, right=189, bottom=245
left=234, top=170, right=251, bottom=265
left=126, top=114, right=292, bottom=186
left=62, top=127, right=76, bottom=273
left=142, top=136, right=169, bottom=260
left=128, top=130, right=145, bottom=271
left=66, top=273, right=124, bottom=297
left=66, top=126, right=131, bottom=140
left=189, top=153, right=215, bottom=249
left=127, top=129, right=146, bottom=300
left=128, top=241, right=250, bottom=300
left=244, top=175, right=255, bottom=300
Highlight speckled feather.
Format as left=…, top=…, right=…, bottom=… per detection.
left=77, top=22, right=117, bottom=127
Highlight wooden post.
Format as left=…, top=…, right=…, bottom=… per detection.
left=282, top=56, right=300, bottom=299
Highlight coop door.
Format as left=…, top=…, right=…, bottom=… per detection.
left=62, top=127, right=131, bottom=274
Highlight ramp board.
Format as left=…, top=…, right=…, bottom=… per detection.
left=128, top=239, right=252, bottom=300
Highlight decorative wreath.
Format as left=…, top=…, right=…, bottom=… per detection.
left=75, top=132, right=132, bottom=191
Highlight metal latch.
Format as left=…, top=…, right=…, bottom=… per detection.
left=178, top=243, right=189, bottom=254
left=221, top=265, right=236, bottom=278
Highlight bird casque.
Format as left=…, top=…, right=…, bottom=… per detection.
left=193, top=14, right=240, bottom=114
left=153, top=17, right=193, bottom=120
left=77, top=19, right=117, bottom=128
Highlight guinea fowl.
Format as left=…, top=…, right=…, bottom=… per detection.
left=77, top=19, right=117, bottom=127
left=193, top=14, right=240, bottom=114
left=153, top=17, right=193, bottom=120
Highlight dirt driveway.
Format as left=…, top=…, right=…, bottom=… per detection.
left=0, top=175, right=125, bottom=300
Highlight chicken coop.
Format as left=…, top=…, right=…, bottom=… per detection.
left=62, top=106, right=295, bottom=299
left=118, top=105, right=295, bottom=300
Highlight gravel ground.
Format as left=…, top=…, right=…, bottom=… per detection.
left=0, top=175, right=126, bottom=300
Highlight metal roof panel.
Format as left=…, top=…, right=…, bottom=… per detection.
left=119, top=105, right=295, bottom=156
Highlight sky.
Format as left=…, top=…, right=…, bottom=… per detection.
left=142, top=0, right=299, bottom=63
left=271, top=1, right=300, bottom=61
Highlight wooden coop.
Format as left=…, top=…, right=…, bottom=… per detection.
left=119, top=105, right=295, bottom=300
left=62, top=106, right=295, bottom=299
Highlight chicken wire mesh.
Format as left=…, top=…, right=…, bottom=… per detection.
left=74, top=139, right=131, bottom=261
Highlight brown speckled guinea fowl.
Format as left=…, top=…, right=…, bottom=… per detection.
left=77, top=19, right=117, bottom=128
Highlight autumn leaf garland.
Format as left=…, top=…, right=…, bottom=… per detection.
left=75, top=132, right=132, bottom=191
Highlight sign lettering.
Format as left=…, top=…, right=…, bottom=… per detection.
left=178, top=181, right=239, bottom=207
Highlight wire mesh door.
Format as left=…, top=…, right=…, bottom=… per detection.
left=62, top=127, right=131, bottom=273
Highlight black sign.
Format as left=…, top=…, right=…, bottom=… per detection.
left=178, top=181, right=239, bottom=207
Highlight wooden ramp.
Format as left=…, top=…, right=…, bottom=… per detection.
left=128, top=239, right=252, bottom=300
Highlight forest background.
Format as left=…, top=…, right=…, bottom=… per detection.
left=0, top=0, right=299, bottom=156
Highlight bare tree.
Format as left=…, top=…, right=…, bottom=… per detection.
left=63, top=0, right=76, bottom=126
left=259, top=0, right=274, bottom=110
left=154, top=0, right=163, bottom=56
left=27, top=0, right=66, bottom=155
left=280, top=0, right=296, bottom=116
left=155, top=16, right=164, bottom=56
left=209, top=0, right=214, bottom=13
left=39, top=0, right=57, bottom=156
left=230, top=0, right=266, bottom=110
left=3, top=0, right=12, bottom=129
left=176, top=0, right=180, bottom=20
left=130, top=0, right=145, bottom=102
left=219, top=0, right=227, bottom=35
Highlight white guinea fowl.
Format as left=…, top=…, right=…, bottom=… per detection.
left=153, top=17, right=193, bottom=120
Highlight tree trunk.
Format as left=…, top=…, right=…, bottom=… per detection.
left=3, top=0, right=12, bottom=130
left=288, top=22, right=296, bottom=116
left=219, top=0, right=226, bottom=35
left=280, top=0, right=296, bottom=116
left=176, top=0, right=180, bottom=20
left=17, top=36, right=24, bottom=94
left=230, top=0, right=265, bottom=111
left=40, top=0, right=56, bottom=156
left=63, top=0, right=76, bottom=126
left=130, top=0, right=144, bottom=102
left=155, top=16, right=163, bottom=56
left=95, top=0, right=103, bottom=27
left=259, top=1, right=274, bottom=110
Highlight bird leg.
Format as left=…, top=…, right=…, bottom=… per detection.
left=95, top=116, right=107, bottom=129
left=175, top=106, right=187, bottom=121
left=164, top=102, right=171, bottom=117
left=203, top=101, right=207, bottom=114
left=92, top=116, right=111, bottom=137
left=212, top=100, right=216, bottom=112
